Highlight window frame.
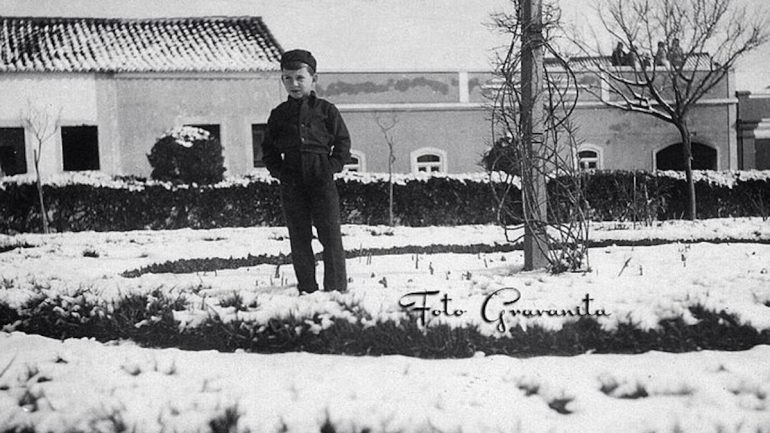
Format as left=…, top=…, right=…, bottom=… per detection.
left=344, top=150, right=366, bottom=172
left=0, top=127, right=28, bottom=176
left=61, top=125, right=100, bottom=172
left=184, top=123, right=221, bottom=144
left=410, top=147, right=447, bottom=174
left=576, top=145, right=603, bottom=170
left=251, top=123, right=267, bottom=168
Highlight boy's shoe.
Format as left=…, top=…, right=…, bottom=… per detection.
left=323, top=287, right=348, bottom=293
left=298, top=286, right=319, bottom=295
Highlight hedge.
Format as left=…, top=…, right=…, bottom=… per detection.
left=0, top=170, right=768, bottom=233
left=1, top=290, right=767, bottom=356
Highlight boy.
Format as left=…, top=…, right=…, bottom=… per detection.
left=261, top=49, right=351, bottom=294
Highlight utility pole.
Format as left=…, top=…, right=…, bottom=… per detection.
left=520, top=0, right=549, bottom=270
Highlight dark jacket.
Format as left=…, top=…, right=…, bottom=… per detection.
left=261, top=92, right=351, bottom=177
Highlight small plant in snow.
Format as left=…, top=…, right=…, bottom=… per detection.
left=82, top=248, right=100, bottom=258
left=91, top=408, right=133, bottom=433
left=548, top=396, right=574, bottom=414
left=209, top=405, right=241, bottom=433
left=219, top=292, right=248, bottom=312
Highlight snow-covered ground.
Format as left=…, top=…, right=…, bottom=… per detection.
left=1, top=218, right=770, bottom=432
left=1, top=333, right=768, bottom=433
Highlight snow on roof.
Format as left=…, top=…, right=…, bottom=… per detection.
left=0, top=15, right=283, bottom=73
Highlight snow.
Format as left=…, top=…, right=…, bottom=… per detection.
left=1, top=218, right=769, bottom=432
left=0, top=334, right=768, bottom=432
left=160, top=125, right=212, bottom=148
left=4, top=169, right=770, bottom=191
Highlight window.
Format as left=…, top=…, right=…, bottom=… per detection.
left=0, top=127, right=27, bottom=175
left=61, top=125, right=99, bottom=171
left=344, top=150, right=366, bottom=172
left=185, top=124, right=221, bottom=143
left=577, top=146, right=603, bottom=170
left=578, top=150, right=599, bottom=169
left=411, top=147, right=447, bottom=174
left=251, top=124, right=267, bottom=168
left=655, top=142, right=717, bottom=170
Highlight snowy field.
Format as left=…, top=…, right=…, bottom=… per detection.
left=1, top=218, right=769, bottom=432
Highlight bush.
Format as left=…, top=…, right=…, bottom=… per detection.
left=481, top=137, right=522, bottom=176
left=0, top=170, right=769, bottom=233
left=2, top=292, right=767, bottom=356
left=147, top=126, right=225, bottom=184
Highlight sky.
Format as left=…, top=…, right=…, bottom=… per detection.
left=1, top=0, right=769, bottom=91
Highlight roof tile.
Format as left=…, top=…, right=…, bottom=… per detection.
left=0, top=15, right=283, bottom=73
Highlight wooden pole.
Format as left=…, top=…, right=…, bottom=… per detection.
left=521, top=0, right=549, bottom=270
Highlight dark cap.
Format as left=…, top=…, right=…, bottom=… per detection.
left=280, top=49, right=317, bottom=73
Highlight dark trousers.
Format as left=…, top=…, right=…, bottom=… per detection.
left=279, top=152, right=347, bottom=292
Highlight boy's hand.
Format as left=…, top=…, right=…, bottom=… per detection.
left=329, top=158, right=343, bottom=173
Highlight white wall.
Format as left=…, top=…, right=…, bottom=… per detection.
left=0, top=74, right=98, bottom=174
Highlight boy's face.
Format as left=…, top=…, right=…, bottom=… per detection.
left=281, top=66, right=317, bottom=99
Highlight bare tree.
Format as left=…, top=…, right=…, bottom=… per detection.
left=374, top=113, right=398, bottom=226
left=21, top=101, right=62, bottom=234
left=488, top=0, right=590, bottom=273
left=571, top=0, right=770, bottom=220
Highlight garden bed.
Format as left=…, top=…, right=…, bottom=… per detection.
left=1, top=218, right=769, bottom=432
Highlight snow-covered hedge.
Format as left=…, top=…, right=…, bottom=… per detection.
left=0, top=171, right=504, bottom=232
left=0, top=170, right=769, bottom=233
left=577, top=170, right=770, bottom=221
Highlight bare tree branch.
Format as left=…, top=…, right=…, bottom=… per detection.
left=20, top=101, right=62, bottom=234
left=569, top=0, right=770, bottom=219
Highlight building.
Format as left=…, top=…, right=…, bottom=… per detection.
left=544, top=55, right=740, bottom=172
left=0, top=15, right=759, bottom=178
left=0, top=15, right=283, bottom=178
left=737, top=91, right=770, bottom=169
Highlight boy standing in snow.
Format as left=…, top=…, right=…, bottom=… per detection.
left=261, top=49, right=351, bottom=294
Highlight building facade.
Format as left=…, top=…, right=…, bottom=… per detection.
left=0, top=15, right=755, bottom=179
left=737, top=91, right=770, bottom=169
left=0, top=16, right=283, bottom=178
left=319, top=66, right=739, bottom=174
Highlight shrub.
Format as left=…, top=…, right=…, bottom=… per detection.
left=0, top=170, right=769, bottom=233
left=147, top=126, right=225, bottom=184
left=481, top=137, right=522, bottom=177
left=2, top=293, right=767, bottom=356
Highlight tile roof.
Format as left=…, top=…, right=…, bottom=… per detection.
left=0, top=16, right=283, bottom=73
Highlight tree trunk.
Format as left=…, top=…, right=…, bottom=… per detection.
left=679, top=122, right=697, bottom=220
left=521, top=0, right=549, bottom=270
left=33, top=149, right=49, bottom=234
left=388, top=171, right=394, bottom=227
left=388, top=149, right=394, bottom=227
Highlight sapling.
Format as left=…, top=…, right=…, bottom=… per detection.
left=20, top=101, right=62, bottom=234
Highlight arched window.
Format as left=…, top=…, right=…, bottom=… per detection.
left=577, top=145, right=603, bottom=170
left=655, top=142, right=717, bottom=170
left=344, top=150, right=366, bottom=172
left=410, top=147, right=447, bottom=174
